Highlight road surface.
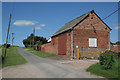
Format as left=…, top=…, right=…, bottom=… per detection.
left=3, top=47, right=103, bottom=78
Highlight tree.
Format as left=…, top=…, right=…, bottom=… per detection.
left=116, top=41, right=120, bottom=44
left=23, top=33, right=48, bottom=47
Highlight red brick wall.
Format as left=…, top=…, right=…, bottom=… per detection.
left=73, top=12, right=110, bottom=53
left=73, top=29, right=109, bottom=48
left=74, top=12, right=111, bottom=31
left=41, top=12, right=111, bottom=56
left=66, top=32, right=71, bottom=56
left=40, top=37, right=58, bottom=54
left=41, top=32, right=72, bottom=56
left=111, top=44, right=120, bottom=53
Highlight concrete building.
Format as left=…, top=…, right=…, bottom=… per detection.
left=41, top=10, right=111, bottom=58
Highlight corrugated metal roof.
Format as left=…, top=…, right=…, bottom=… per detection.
left=51, top=11, right=91, bottom=37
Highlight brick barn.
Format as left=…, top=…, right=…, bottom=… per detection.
left=41, top=10, right=111, bottom=58
left=111, top=43, right=120, bottom=53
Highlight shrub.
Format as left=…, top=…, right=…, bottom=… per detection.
left=99, top=52, right=116, bottom=70
left=33, top=45, right=37, bottom=50
left=117, top=52, right=120, bottom=58
left=33, top=45, right=40, bottom=51
left=36, top=45, right=40, bottom=51
left=24, top=44, right=28, bottom=47
left=27, top=44, right=32, bottom=48
left=4, top=44, right=11, bottom=48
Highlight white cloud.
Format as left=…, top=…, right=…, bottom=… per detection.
left=40, top=24, right=46, bottom=27
left=13, top=20, right=38, bottom=26
left=34, top=24, right=46, bottom=30
left=114, top=26, right=120, bottom=30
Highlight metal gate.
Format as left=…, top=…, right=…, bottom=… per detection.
left=58, top=33, right=67, bottom=55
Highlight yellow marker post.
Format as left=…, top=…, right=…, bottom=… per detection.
left=77, top=48, right=79, bottom=60
left=106, top=49, right=108, bottom=51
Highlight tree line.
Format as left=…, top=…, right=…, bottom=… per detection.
left=23, top=33, right=48, bottom=48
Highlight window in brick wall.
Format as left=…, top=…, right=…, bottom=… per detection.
left=89, top=38, right=97, bottom=47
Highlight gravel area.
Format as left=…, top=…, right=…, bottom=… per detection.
left=2, top=63, right=47, bottom=78
left=60, top=60, right=100, bottom=75
left=2, top=60, right=102, bottom=78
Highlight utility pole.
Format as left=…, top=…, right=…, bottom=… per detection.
left=12, top=33, right=14, bottom=46
left=33, top=27, right=35, bottom=49
left=8, top=34, right=10, bottom=43
left=4, top=14, right=12, bottom=57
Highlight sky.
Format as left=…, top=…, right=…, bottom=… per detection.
left=2, top=2, right=119, bottom=47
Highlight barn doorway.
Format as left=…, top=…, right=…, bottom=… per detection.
left=58, top=33, right=67, bottom=55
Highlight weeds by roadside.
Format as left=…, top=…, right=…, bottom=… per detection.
left=86, top=52, right=119, bottom=79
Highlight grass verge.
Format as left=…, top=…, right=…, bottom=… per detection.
left=31, top=51, right=56, bottom=58
left=2, top=47, right=27, bottom=68
left=86, top=63, right=119, bottom=79
left=22, top=47, right=56, bottom=58
left=21, top=47, right=33, bottom=51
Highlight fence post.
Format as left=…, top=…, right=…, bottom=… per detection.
left=76, top=45, right=79, bottom=60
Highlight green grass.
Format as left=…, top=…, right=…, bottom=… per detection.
left=0, top=46, right=2, bottom=56
left=31, top=51, right=56, bottom=58
left=21, top=47, right=33, bottom=51
left=86, top=63, right=119, bottom=79
left=2, top=47, right=27, bottom=68
left=22, top=47, right=56, bottom=58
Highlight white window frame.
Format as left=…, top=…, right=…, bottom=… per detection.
left=89, top=38, right=97, bottom=47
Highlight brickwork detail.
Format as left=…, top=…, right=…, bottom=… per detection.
left=41, top=12, right=111, bottom=56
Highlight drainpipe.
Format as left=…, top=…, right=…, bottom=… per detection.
left=71, top=29, right=73, bottom=59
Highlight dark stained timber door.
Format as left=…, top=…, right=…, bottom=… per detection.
left=58, top=33, right=67, bottom=55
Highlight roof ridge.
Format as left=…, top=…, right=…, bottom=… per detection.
left=65, top=10, right=92, bottom=24
left=51, top=10, right=93, bottom=37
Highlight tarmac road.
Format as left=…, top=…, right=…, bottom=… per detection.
left=6, top=47, right=103, bottom=78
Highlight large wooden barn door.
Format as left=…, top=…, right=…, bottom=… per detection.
left=58, top=33, right=67, bottom=55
